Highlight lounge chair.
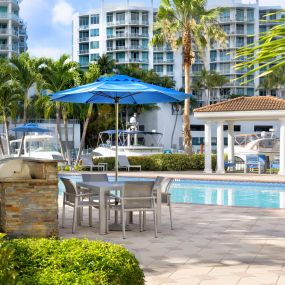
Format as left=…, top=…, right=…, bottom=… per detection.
left=154, top=176, right=174, bottom=229
left=118, top=155, right=141, bottom=171
left=244, top=154, right=266, bottom=174
left=81, top=155, right=105, bottom=171
left=109, top=181, right=157, bottom=239
left=61, top=177, right=99, bottom=233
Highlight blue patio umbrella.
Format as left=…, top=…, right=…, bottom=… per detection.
left=50, top=75, right=190, bottom=180
left=12, top=123, right=51, bottom=157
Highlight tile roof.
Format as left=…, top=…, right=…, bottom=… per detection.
left=194, top=96, right=285, bottom=113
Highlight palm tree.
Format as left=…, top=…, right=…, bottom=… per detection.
left=152, top=0, right=226, bottom=153
left=193, top=68, right=228, bottom=104
left=0, top=61, right=22, bottom=155
left=10, top=52, right=44, bottom=123
left=97, top=54, right=116, bottom=75
left=75, top=63, right=101, bottom=165
left=39, top=54, right=80, bottom=162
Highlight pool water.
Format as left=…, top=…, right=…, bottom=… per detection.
left=58, top=175, right=285, bottom=209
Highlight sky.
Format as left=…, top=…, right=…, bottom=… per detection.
left=20, top=0, right=285, bottom=60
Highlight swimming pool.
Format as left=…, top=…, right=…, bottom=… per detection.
left=58, top=175, right=285, bottom=209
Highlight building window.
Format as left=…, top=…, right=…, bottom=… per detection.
left=79, top=16, right=89, bottom=27
left=247, top=36, right=254, bottom=44
left=220, top=10, right=230, bottom=21
left=219, top=63, right=230, bottom=74
left=142, top=39, right=148, bottom=48
left=192, top=137, right=204, bottom=146
left=192, top=64, right=202, bottom=73
left=166, top=65, right=173, bottom=73
left=223, top=125, right=241, bottom=132
left=142, top=52, right=148, bottom=62
left=247, top=9, right=254, bottom=21
left=154, top=65, right=163, bottom=74
left=247, top=88, right=254, bottom=96
left=90, top=28, right=99, bottom=37
left=90, top=14, right=99, bottom=24
left=116, top=52, right=125, bottom=62
left=142, top=12, right=148, bottom=23
left=191, top=125, right=204, bottom=131
left=222, top=24, right=230, bottom=34
left=142, top=27, right=148, bottom=35
left=210, top=50, right=217, bottom=62
left=247, top=24, right=254, bottom=34
left=220, top=50, right=230, bottom=61
left=107, top=40, right=113, bottom=49
left=237, top=24, right=244, bottom=34
left=90, top=53, right=99, bottom=61
left=236, top=9, right=244, bottom=21
left=236, top=37, right=244, bottom=47
left=90, top=41, right=99, bottom=49
left=116, top=12, right=125, bottom=23
left=131, top=12, right=139, bottom=21
left=107, top=13, right=113, bottom=23
left=107, top=28, right=113, bottom=37
left=79, top=55, right=89, bottom=66
left=254, top=125, right=273, bottom=132
left=141, top=64, right=148, bottom=70
left=166, top=52, right=173, bottom=61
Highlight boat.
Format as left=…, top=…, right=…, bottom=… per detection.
left=225, top=131, right=280, bottom=163
left=93, top=129, right=164, bottom=157
left=10, top=134, right=62, bottom=159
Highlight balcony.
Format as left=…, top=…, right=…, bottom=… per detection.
left=79, top=25, right=89, bottom=30
left=78, top=49, right=89, bottom=55
left=0, top=12, right=19, bottom=21
left=129, top=33, right=149, bottom=38
left=0, top=44, right=8, bottom=51
left=107, top=20, right=126, bottom=26
left=129, top=19, right=139, bottom=25
left=153, top=46, right=172, bottom=52
left=142, top=20, right=149, bottom=25
left=153, top=59, right=163, bottom=64
left=79, top=37, right=89, bottom=42
left=107, top=33, right=127, bottom=39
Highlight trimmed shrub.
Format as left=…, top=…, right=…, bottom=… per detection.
left=2, top=238, right=144, bottom=285
left=94, top=154, right=217, bottom=171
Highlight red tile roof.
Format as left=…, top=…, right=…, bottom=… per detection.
left=194, top=96, right=285, bottom=113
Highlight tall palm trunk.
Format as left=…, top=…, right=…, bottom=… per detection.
left=75, top=103, right=93, bottom=165
left=182, top=30, right=193, bottom=154
left=23, top=89, right=29, bottom=123
left=63, top=114, right=71, bottom=165
left=56, top=103, right=65, bottom=159
left=171, top=105, right=180, bottom=148
left=3, top=113, right=10, bottom=156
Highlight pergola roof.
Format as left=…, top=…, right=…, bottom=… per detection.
left=194, top=96, right=285, bottom=113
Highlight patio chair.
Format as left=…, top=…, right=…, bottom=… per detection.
left=244, top=154, right=266, bottom=174
left=61, top=177, right=99, bottom=233
left=154, top=176, right=174, bottom=229
left=270, top=158, right=280, bottom=174
left=81, top=155, right=105, bottom=171
left=118, top=155, right=141, bottom=171
left=109, top=181, right=157, bottom=239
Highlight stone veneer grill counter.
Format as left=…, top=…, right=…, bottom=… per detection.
left=0, top=158, right=59, bottom=237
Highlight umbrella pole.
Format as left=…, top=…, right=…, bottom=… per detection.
left=18, top=133, right=25, bottom=157
left=115, top=103, right=119, bottom=182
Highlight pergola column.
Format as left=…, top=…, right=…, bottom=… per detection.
left=204, top=121, right=212, bottom=173
left=216, top=121, right=225, bottom=174
left=227, top=121, right=235, bottom=163
left=279, top=119, right=285, bottom=175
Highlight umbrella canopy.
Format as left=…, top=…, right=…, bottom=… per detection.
left=50, top=75, right=190, bottom=180
left=12, top=123, right=51, bottom=133
left=50, top=75, right=188, bottom=104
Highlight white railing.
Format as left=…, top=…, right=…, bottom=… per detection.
left=79, top=37, right=89, bottom=42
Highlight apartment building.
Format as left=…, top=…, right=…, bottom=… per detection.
left=72, top=0, right=284, bottom=151
left=0, top=0, right=28, bottom=59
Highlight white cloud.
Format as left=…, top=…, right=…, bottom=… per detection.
left=52, top=0, right=74, bottom=26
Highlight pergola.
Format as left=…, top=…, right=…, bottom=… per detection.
left=194, top=96, right=285, bottom=175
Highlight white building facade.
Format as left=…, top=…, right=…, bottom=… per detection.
left=72, top=0, right=284, bottom=152
left=0, top=0, right=27, bottom=59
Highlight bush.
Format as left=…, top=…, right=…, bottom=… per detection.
left=94, top=154, right=217, bottom=171
left=1, top=238, right=144, bottom=285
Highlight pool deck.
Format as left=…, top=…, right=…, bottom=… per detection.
left=59, top=171, right=285, bottom=285
left=61, top=170, right=285, bottom=183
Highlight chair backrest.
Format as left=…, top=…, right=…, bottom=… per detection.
left=118, top=155, right=130, bottom=167
left=123, top=181, right=155, bottom=209
left=153, top=176, right=173, bottom=194
left=81, top=155, right=93, bottom=166
left=60, top=177, right=78, bottom=203
left=82, top=173, right=108, bottom=182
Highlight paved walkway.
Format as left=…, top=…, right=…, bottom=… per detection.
left=59, top=201, right=285, bottom=285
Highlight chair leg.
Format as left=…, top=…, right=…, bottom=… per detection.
left=62, top=198, right=65, bottom=228
left=153, top=208, right=158, bottom=238
left=122, top=210, right=126, bottom=239
left=72, top=206, right=77, bottom=234
left=168, top=200, right=174, bottom=230
left=89, top=206, right=92, bottom=227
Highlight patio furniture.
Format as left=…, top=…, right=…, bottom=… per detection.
left=154, top=176, right=174, bottom=230
left=61, top=177, right=99, bottom=233
left=270, top=158, right=280, bottom=174
left=109, top=181, right=157, bottom=239
left=82, top=173, right=108, bottom=183
left=118, top=155, right=141, bottom=171
left=76, top=181, right=125, bottom=235
left=244, top=154, right=266, bottom=174
left=81, top=155, right=105, bottom=171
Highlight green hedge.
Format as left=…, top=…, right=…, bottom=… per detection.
left=94, top=154, right=217, bottom=171
left=1, top=238, right=144, bottom=285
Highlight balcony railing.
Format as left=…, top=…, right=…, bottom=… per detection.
left=78, top=49, right=89, bottom=55
left=0, top=12, right=19, bottom=21
left=107, top=20, right=126, bottom=26
left=79, top=37, right=89, bottom=42
left=129, top=19, right=139, bottom=25
left=0, top=0, right=19, bottom=4
left=0, top=44, right=9, bottom=51
left=107, top=33, right=127, bottom=39
left=79, top=25, right=89, bottom=30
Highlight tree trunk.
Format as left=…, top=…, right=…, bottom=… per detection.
left=182, top=29, right=193, bottom=154
left=56, top=103, right=65, bottom=159
left=3, top=114, right=10, bottom=156
left=63, top=114, right=71, bottom=165
left=75, top=103, right=93, bottom=165
left=23, top=89, right=29, bottom=124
